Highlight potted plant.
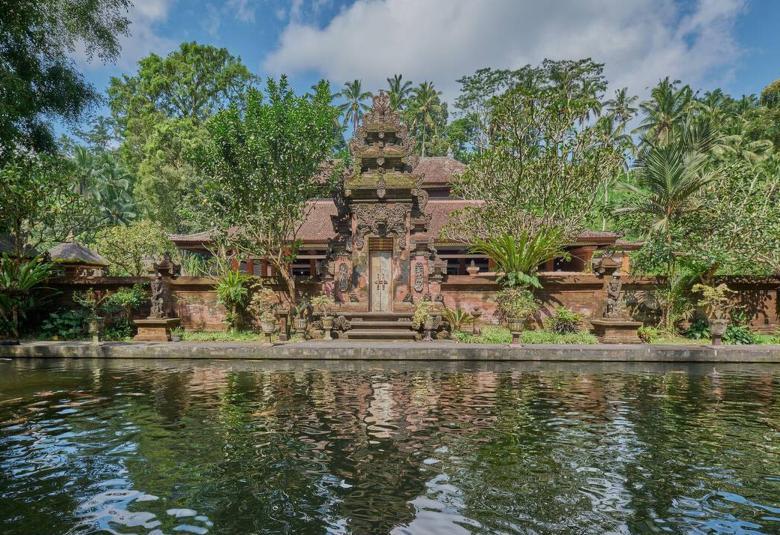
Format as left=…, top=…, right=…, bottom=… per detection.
left=292, top=301, right=310, bottom=337
left=74, top=288, right=109, bottom=344
left=495, top=287, right=540, bottom=345
left=249, top=287, right=278, bottom=343
left=311, top=295, right=336, bottom=340
left=412, top=301, right=439, bottom=342
left=692, top=283, right=735, bottom=345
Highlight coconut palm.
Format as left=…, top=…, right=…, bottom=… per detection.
left=617, top=142, right=717, bottom=235
left=337, top=80, right=372, bottom=132
left=387, top=74, right=412, bottom=111
left=637, top=78, right=694, bottom=145
left=605, top=87, right=638, bottom=126
left=407, top=82, right=445, bottom=157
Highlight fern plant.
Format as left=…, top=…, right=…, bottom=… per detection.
left=470, top=228, right=568, bottom=288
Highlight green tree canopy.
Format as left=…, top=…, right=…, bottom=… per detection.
left=193, top=77, right=341, bottom=303
left=0, top=0, right=130, bottom=156
left=107, top=42, right=255, bottom=231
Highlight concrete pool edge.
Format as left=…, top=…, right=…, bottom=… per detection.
left=3, top=340, right=780, bottom=362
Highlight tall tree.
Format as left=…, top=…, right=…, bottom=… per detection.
left=386, top=74, right=413, bottom=111
left=406, top=82, right=447, bottom=157
left=637, top=78, right=694, bottom=146
left=193, top=77, right=341, bottom=304
left=445, top=59, right=624, bottom=247
left=0, top=0, right=130, bottom=156
left=107, top=42, right=255, bottom=230
left=337, top=80, right=372, bottom=133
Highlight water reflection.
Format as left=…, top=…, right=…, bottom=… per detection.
left=0, top=359, right=778, bottom=534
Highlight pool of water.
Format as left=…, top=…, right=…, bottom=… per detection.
left=0, top=359, right=778, bottom=534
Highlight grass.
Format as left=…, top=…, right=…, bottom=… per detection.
left=172, top=329, right=267, bottom=342
left=453, top=326, right=598, bottom=345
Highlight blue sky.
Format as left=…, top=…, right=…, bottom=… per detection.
left=73, top=0, right=779, bottom=131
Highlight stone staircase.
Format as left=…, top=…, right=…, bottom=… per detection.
left=338, top=311, right=417, bottom=341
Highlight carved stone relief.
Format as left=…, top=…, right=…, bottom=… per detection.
left=413, top=262, right=424, bottom=292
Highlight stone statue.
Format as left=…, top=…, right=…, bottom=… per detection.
left=604, top=272, right=626, bottom=319
left=149, top=273, right=166, bottom=319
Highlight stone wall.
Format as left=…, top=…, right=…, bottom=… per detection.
left=46, top=273, right=780, bottom=333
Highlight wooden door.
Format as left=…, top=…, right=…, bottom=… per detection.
left=370, top=251, right=392, bottom=312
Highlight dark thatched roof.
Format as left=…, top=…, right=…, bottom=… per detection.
left=48, top=242, right=109, bottom=266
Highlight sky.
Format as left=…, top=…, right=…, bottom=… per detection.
left=73, top=0, right=779, bottom=129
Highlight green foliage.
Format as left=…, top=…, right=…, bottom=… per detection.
left=692, top=283, right=735, bottom=320
left=310, top=295, right=335, bottom=316
left=0, top=0, right=129, bottom=154
left=71, top=147, right=136, bottom=226
left=216, top=271, right=252, bottom=331
left=386, top=74, right=413, bottom=111
left=495, top=288, right=539, bottom=321
left=0, top=153, right=98, bottom=254
left=94, top=220, right=173, bottom=276
left=685, top=319, right=710, bottom=340
left=441, top=307, right=474, bottom=332
left=445, top=59, right=626, bottom=245
left=40, top=309, right=89, bottom=340
left=248, top=287, right=279, bottom=322
left=172, top=328, right=266, bottom=342
left=338, top=80, right=372, bottom=131
left=0, top=255, right=53, bottom=338
left=454, top=326, right=597, bottom=344
left=411, top=301, right=437, bottom=330
left=760, top=79, right=780, bottom=109
left=544, top=306, right=583, bottom=334
left=101, top=284, right=147, bottom=316
left=179, top=252, right=219, bottom=277
left=638, top=326, right=661, bottom=343
left=404, top=82, right=448, bottom=157
left=108, top=42, right=255, bottom=231
left=723, top=324, right=756, bottom=345
left=194, top=76, right=341, bottom=303
left=470, top=228, right=567, bottom=288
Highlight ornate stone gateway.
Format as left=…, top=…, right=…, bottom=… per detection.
left=326, top=91, right=447, bottom=313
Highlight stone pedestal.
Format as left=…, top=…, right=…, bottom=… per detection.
left=133, top=318, right=180, bottom=342
left=591, top=319, right=642, bottom=344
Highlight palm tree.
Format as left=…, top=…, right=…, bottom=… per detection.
left=337, top=80, right=372, bottom=133
left=387, top=74, right=412, bottom=111
left=637, top=78, right=694, bottom=146
left=407, top=82, right=444, bottom=157
left=605, top=88, right=638, bottom=126
left=617, top=142, right=716, bottom=235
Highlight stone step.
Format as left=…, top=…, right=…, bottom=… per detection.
left=349, top=320, right=414, bottom=329
left=341, top=329, right=418, bottom=340
left=341, top=311, right=412, bottom=321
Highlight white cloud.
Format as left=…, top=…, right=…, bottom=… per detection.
left=76, top=0, right=177, bottom=69
left=228, top=0, right=257, bottom=23
left=263, top=0, right=746, bottom=101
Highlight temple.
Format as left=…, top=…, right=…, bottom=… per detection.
left=171, top=92, right=633, bottom=315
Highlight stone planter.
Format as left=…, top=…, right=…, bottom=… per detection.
left=293, top=317, right=308, bottom=337
left=321, top=315, right=334, bottom=341
left=88, top=316, right=104, bottom=344
left=261, top=319, right=276, bottom=343
left=710, top=318, right=729, bottom=346
left=134, top=318, right=180, bottom=342
left=507, top=317, right=524, bottom=345
left=422, top=316, right=435, bottom=342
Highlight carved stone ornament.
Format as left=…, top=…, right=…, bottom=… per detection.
left=149, top=274, right=167, bottom=319
left=413, top=262, right=425, bottom=292
left=337, top=263, right=350, bottom=293
left=353, top=203, right=410, bottom=250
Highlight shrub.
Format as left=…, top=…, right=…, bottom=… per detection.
left=442, top=307, right=474, bottom=331
left=248, top=287, right=279, bottom=322
left=216, top=271, right=253, bottom=330
left=723, top=324, right=756, bottom=345
left=495, top=287, right=539, bottom=321
left=685, top=318, right=710, bottom=340
left=544, top=306, right=583, bottom=334
left=520, top=330, right=598, bottom=344
left=40, top=309, right=89, bottom=340
left=638, top=326, right=661, bottom=343
left=411, top=301, right=436, bottom=330
left=310, top=295, right=335, bottom=316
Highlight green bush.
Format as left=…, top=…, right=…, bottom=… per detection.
left=723, top=324, right=756, bottom=345
left=453, top=326, right=597, bottom=345
left=102, top=317, right=134, bottom=341
left=638, top=326, right=661, bottom=343
left=40, top=309, right=89, bottom=340
left=685, top=318, right=710, bottom=340
left=544, top=306, right=583, bottom=334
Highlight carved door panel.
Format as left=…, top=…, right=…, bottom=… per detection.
left=370, top=251, right=392, bottom=312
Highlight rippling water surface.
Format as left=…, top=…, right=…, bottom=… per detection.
left=0, top=359, right=778, bottom=534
